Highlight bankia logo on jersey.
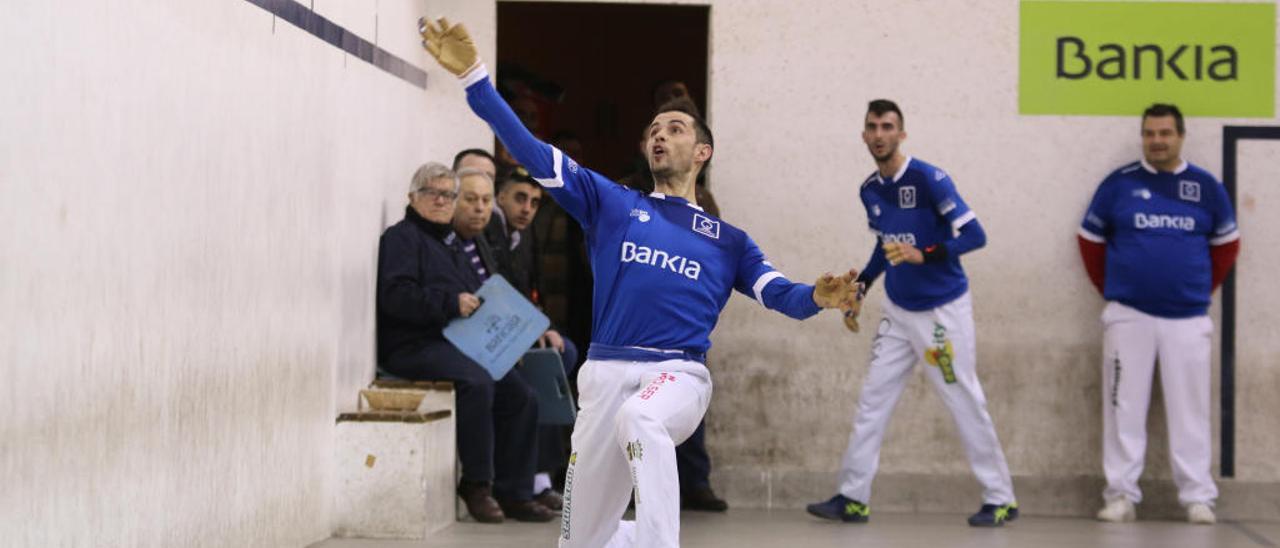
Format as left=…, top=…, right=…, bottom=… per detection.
left=1134, top=212, right=1195, bottom=231
left=620, top=241, right=702, bottom=280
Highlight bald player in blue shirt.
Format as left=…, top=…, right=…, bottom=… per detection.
left=420, top=18, right=855, bottom=548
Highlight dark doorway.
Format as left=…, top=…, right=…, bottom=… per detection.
left=496, top=2, right=710, bottom=353
left=496, top=2, right=710, bottom=178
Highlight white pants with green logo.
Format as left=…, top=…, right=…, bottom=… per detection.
left=1101, top=301, right=1217, bottom=507
left=837, top=292, right=1016, bottom=505
left=559, top=359, right=712, bottom=548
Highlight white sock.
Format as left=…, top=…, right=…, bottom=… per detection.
left=533, top=472, right=552, bottom=494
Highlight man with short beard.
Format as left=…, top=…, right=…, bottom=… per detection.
left=1078, top=103, right=1239, bottom=525
left=807, top=99, right=1018, bottom=528
left=421, top=18, right=856, bottom=547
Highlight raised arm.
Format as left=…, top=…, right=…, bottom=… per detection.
left=420, top=17, right=615, bottom=227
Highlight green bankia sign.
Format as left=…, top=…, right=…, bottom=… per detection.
left=1020, top=1, right=1275, bottom=117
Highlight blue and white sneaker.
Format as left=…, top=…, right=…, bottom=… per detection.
left=968, top=502, right=1019, bottom=527
left=806, top=494, right=870, bottom=523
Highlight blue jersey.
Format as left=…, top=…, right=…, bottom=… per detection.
left=462, top=66, right=820, bottom=362
left=860, top=157, right=978, bottom=311
left=1079, top=160, right=1238, bottom=318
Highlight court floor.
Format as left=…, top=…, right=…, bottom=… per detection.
left=312, top=508, right=1280, bottom=548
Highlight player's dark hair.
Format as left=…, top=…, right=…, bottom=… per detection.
left=653, top=97, right=714, bottom=171
left=1142, top=103, right=1185, bottom=135
left=867, top=99, right=904, bottom=130
left=452, top=148, right=496, bottom=171
left=654, top=98, right=713, bottom=149
left=496, top=165, right=540, bottom=193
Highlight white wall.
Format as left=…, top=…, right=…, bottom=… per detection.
left=700, top=0, right=1280, bottom=511
left=0, top=1, right=493, bottom=546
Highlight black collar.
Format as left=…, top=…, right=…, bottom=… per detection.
left=405, top=206, right=455, bottom=242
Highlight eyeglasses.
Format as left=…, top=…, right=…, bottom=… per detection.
left=416, top=188, right=458, bottom=201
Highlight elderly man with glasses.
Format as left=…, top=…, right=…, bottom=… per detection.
left=376, top=162, right=554, bottom=524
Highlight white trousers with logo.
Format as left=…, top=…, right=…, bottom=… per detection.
left=1101, top=301, right=1218, bottom=506
left=559, top=359, right=712, bottom=548
left=837, top=292, right=1015, bottom=505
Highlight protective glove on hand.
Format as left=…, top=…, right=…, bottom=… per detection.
left=813, top=270, right=857, bottom=309
left=842, top=282, right=867, bottom=333
left=419, top=17, right=480, bottom=77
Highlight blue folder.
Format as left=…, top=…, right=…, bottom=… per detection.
left=443, top=275, right=550, bottom=380
left=521, top=349, right=577, bottom=425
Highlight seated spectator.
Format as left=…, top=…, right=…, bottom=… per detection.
left=376, top=162, right=553, bottom=524
left=487, top=166, right=582, bottom=510
left=453, top=148, right=497, bottom=180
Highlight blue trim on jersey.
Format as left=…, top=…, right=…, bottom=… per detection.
left=1080, top=160, right=1237, bottom=318
left=462, top=66, right=819, bottom=356
left=586, top=343, right=706, bottom=364
left=859, top=157, right=981, bottom=311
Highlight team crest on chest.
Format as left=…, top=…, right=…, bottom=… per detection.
left=899, top=186, right=917, bottom=209
left=1179, top=180, right=1201, bottom=202
left=692, top=213, right=720, bottom=239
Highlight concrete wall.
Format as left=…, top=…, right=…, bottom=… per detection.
left=698, top=0, right=1280, bottom=517
left=0, top=1, right=493, bottom=546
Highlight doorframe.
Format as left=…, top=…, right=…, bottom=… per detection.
left=1219, top=125, right=1280, bottom=477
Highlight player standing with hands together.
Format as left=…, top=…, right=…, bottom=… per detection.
left=808, top=100, right=1018, bottom=527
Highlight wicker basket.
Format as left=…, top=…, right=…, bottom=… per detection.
left=359, top=388, right=427, bottom=412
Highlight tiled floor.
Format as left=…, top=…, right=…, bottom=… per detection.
left=311, top=508, right=1280, bottom=547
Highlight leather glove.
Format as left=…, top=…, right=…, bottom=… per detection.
left=813, top=271, right=855, bottom=309
left=419, top=17, right=480, bottom=77
left=842, top=282, right=867, bottom=333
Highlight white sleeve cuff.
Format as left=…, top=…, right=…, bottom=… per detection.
left=460, top=62, right=488, bottom=87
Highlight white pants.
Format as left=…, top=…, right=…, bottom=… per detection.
left=837, top=292, right=1015, bottom=505
left=1101, top=301, right=1218, bottom=506
left=559, top=359, right=712, bottom=548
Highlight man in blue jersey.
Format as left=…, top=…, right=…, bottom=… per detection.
left=807, top=100, right=1018, bottom=527
left=1077, top=104, right=1240, bottom=525
left=420, top=18, right=855, bottom=547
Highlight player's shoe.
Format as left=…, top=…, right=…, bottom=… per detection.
left=967, top=502, right=1018, bottom=527
left=806, top=494, right=870, bottom=523
left=1186, top=503, right=1216, bottom=525
left=1096, top=498, right=1136, bottom=522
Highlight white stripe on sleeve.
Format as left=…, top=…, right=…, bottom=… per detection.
left=950, top=210, right=977, bottom=231
left=752, top=271, right=785, bottom=305
left=1077, top=226, right=1106, bottom=243
left=1210, top=230, right=1240, bottom=246
left=533, top=147, right=566, bottom=188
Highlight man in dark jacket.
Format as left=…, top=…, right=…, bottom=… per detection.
left=485, top=166, right=582, bottom=510
left=376, top=162, right=552, bottom=524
